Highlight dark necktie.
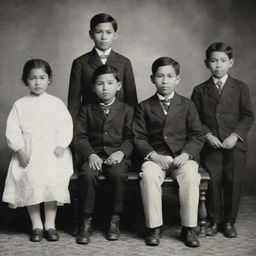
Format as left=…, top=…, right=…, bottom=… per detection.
left=216, top=80, right=222, bottom=95
left=100, top=104, right=111, bottom=116
left=160, top=99, right=171, bottom=113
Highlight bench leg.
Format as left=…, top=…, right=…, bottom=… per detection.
left=198, top=187, right=207, bottom=237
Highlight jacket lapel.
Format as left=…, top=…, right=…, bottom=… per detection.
left=88, top=48, right=103, bottom=69
left=165, top=93, right=182, bottom=124
left=105, top=98, right=120, bottom=123
left=92, top=103, right=106, bottom=121
left=149, top=94, right=166, bottom=121
left=106, top=50, right=118, bottom=66
left=206, top=78, right=220, bottom=102
left=219, top=76, right=235, bottom=102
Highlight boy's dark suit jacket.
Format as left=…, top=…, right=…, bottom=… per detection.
left=132, top=93, right=204, bottom=161
left=68, top=48, right=137, bottom=124
left=191, top=76, right=254, bottom=151
left=74, top=98, right=134, bottom=164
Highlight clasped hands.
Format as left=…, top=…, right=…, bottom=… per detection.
left=88, top=151, right=124, bottom=171
left=206, top=134, right=238, bottom=149
left=149, top=151, right=190, bottom=170
left=16, top=146, right=65, bottom=168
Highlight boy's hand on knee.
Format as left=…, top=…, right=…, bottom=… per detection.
left=149, top=152, right=173, bottom=170
left=104, top=151, right=124, bottom=165
left=54, top=146, right=65, bottom=158
left=16, top=149, right=30, bottom=168
left=89, top=153, right=103, bottom=171
left=206, top=134, right=223, bottom=149
left=222, top=134, right=238, bottom=149
left=172, top=153, right=189, bottom=168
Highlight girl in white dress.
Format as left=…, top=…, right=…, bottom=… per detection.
left=2, top=59, right=73, bottom=242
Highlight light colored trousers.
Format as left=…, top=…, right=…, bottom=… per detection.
left=140, top=160, right=200, bottom=228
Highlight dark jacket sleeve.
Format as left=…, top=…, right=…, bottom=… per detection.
left=233, top=84, right=254, bottom=140
left=132, top=103, right=155, bottom=158
left=117, top=106, right=134, bottom=158
left=181, top=101, right=205, bottom=158
left=123, top=59, right=138, bottom=107
left=68, top=59, right=82, bottom=125
left=74, top=106, right=95, bottom=163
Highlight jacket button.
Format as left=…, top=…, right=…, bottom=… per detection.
left=104, top=131, right=107, bottom=135
left=164, top=136, right=167, bottom=139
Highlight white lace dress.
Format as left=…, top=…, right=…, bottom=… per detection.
left=2, top=93, right=73, bottom=208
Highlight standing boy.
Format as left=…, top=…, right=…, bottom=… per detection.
left=68, top=13, right=137, bottom=125
left=74, top=65, right=134, bottom=244
left=191, top=42, right=254, bottom=238
left=133, top=57, right=204, bottom=247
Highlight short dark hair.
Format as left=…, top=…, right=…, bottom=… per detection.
left=152, top=57, right=180, bottom=76
left=90, top=13, right=118, bottom=32
left=92, top=64, right=120, bottom=84
left=206, top=42, right=233, bottom=60
left=22, top=59, right=52, bottom=85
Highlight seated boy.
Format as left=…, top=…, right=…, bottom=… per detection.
left=68, top=13, right=137, bottom=126
left=132, top=57, right=204, bottom=247
left=191, top=42, right=254, bottom=238
left=74, top=65, right=134, bottom=244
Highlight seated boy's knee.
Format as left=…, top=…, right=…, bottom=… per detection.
left=140, top=161, right=162, bottom=181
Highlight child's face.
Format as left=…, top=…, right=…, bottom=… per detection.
left=26, top=68, right=50, bottom=96
left=93, top=73, right=121, bottom=104
left=90, top=22, right=117, bottom=51
left=205, top=51, right=234, bottom=79
left=151, top=65, right=180, bottom=98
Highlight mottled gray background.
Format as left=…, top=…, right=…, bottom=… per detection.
left=0, top=0, right=255, bottom=196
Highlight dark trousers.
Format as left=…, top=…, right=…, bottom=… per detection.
left=78, top=159, right=130, bottom=216
left=202, top=146, right=246, bottom=224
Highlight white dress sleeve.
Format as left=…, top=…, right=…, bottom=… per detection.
left=55, top=100, right=73, bottom=148
left=6, top=103, right=25, bottom=152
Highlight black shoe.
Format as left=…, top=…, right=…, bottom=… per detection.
left=206, top=223, right=218, bottom=236
left=30, top=228, right=43, bottom=242
left=76, top=217, right=92, bottom=244
left=145, top=227, right=161, bottom=246
left=45, top=228, right=59, bottom=241
left=106, top=215, right=120, bottom=241
left=223, top=222, right=237, bottom=238
left=181, top=227, right=200, bottom=248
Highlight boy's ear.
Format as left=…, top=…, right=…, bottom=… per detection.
left=204, top=59, right=210, bottom=69
left=116, top=81, right=122, bottom=91
left=89, top=30, right=93, bottom=39
left=175, top=74, right=181, bottom=84
left=114, top=31, right=118, bottom=40
left=150, top=75, right=155, bottom=84
left=229, top=58, right=235, bottom=67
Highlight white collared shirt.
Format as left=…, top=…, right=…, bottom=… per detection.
left=95, top=48, right=112, bottom=64
left=212, top=74, right=228, bottom=90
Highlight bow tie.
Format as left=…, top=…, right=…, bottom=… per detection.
left=100, top=103, right=112, bottom=115
left=160, top=99, right=171, bottom=104
left=100, top=54, right=109, bottom=59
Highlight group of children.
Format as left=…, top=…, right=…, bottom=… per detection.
left=2, top=13, right=254, bottom=248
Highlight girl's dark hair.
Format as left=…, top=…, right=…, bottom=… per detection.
left=152, top=57, right=180, bottom=76
left=22, top=59, right=52, bottom=85
left=206, top=42, right=233, bottom=60
left=92, top=64, right=120, bottom=84
left=90, top=13, right=117, bottom=32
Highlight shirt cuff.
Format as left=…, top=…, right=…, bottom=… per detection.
left=145, top=151, right=156, bottom=160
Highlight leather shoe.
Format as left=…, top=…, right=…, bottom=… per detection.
left=181, top=227, right=200, bottom=248
left=145, top=227, right=161, bottom=246
left=206, top=223, right=218, bottom=236
left=106, top=215, right=120, bottom=240
left=30, top=228, right=43, bottom=242
left=223, top=222, right=237, bottom=238
left=76, top=217, right=92, bottom=244
left=45, top=228, right=59, bottom=241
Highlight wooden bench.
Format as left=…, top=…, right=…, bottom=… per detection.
left=69, top=167, right=210, bottom=237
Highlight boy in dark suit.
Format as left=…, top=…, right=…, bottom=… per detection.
left=68, top=13, right=137, bottom=125
left=133, top=57, right=204, bottom=247
left=74, top=65, right=134, bottom=244
left=191, top=42, right=254, bottom=238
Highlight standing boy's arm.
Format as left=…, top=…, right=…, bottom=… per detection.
left=68, top=59, right=82, bottom=125
left=123, top=60, right=138, bottom=107
left=74, top=106, right=95, bottom=163
left=180, top=101, right=205, bottom=158
left=191, top=88, right=212, bottom=136
left=116, top=107, right=134, bottom=158
left=233, top=84, right=254, bottom=139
